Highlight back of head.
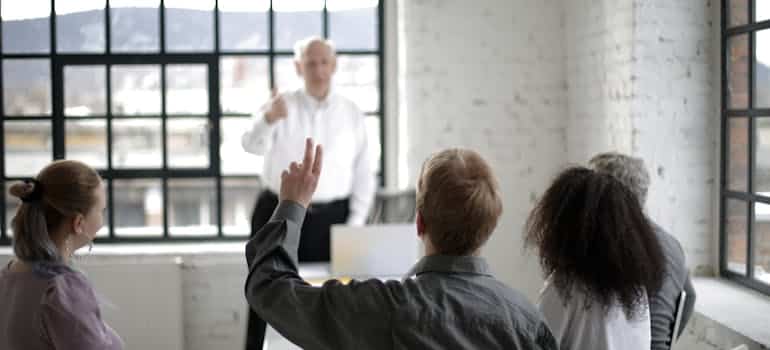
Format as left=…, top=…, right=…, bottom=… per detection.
left=416, top=149, right=503, bottom=256
left=525, top=167, right=664, bottom=318
left=9, top=160, right=101, bottom=264
left=588, top=152, right=650, bottom=206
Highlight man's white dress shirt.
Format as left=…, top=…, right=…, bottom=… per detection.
left=241, top=88, right=376, bottom=225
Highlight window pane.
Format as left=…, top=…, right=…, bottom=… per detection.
left=728, top=117, right=749, bottom=191
left=220, top=56, right=270, bottom=114
left=754, top=202, right=770, bottom=285
left=336, top=55, right=379, bottom=112
left=273, top=0, right=323, bottom=51
left=4, top=120, right=52, bottom=177
left=112, top=119, right=162, bottom=168
left=1, top=0, right=50, bottom=53
left=113, top=179, right=163, bottom=237
left=65, top=66, right=106, bottom=116
left=274, top=56, right=302, bottom=91
left=327, top=0, right=378, bottom=50
left=219, top=0, right=269, bottom=51
left=221, top=117, right=263, bottom=175
left=3, top=59, right=51, bottom=116
left=757, top=0, right=770, bottom=23
left=726, top=199, right=749, bottom=275
left=757, top=118, right=770, bottom=194
left=222, top=177, right=259, bottom=236
left=365, top=115, right=381, bottom=173
left=66, top=119, right=107, bottom=169
left=110, top=0, right=160, bottom=53
left=729, top=0, right=749, bottom=27
left=755, top=30, right=770, bottom=108
left=729, top=34, right=749, bottom=109
left=5, top=182, right=22, bottom=237
left=165, top=0, right=214, bottom=52
left=168, top=178, right=217, bottom=236
left=56, top=0, right=105, bottom=53
left=166, top=65, right=208, bottom=115
left=167, top=118, right=210, bottom=168
left=111, top=65, right=161, bottom=115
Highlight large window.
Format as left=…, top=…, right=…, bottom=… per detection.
left=0, top=0, right=384, bottom=243
left=721, top=0, right=770, bottom=294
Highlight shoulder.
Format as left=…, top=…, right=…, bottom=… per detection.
left=43, top=268, right=98, bottom=310
left=333, top=94, right=364, bottom=115
left=652, top=224, right=687, bottom=265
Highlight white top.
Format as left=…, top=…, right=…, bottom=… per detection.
left=241, top=88, right=376, bottom=225
left=537, top=276, right=651, bottom=350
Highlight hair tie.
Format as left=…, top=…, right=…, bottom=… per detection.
left=22, top=179, right=44, bottom=203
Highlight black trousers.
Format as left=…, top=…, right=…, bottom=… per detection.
left=245, top=190, right=350, bottom=350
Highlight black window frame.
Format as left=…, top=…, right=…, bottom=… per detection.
left=0, top=0, right=386, bottom=244
left=721, top=0, right=770, bottom=295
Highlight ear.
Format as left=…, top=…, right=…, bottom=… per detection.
left=416, top=211, right=425, bottom=237
left=71, top=213, right=86, bottom=237
left=294, top=60, right=303, bottom=77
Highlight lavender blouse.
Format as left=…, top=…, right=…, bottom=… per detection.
left=0, top=262, right=123, bottom=350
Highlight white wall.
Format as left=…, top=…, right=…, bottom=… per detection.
left=630, top=0, right=718, bottom=274
left=564, top=0, right=718, bottom=274
left=398, top=0, right=568, bottom=299
left=565, top=0, right=636, bottom=158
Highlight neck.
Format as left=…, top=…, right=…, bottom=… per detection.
left=51, top=230, right=73, bottom=264
left=305, top=84, right=330, bottom=100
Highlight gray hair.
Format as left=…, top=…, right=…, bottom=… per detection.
left=293, top=36, right=336, bottom=62
left=588, top=152, right=650, bottom=206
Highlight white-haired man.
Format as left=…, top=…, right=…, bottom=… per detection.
left=241, top=36, right=376, bottom=349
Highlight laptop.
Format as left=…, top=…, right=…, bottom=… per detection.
left=330, top=223, right=421, bottom=278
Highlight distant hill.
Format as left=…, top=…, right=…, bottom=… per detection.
left=2, top=7, right=376, bottom=56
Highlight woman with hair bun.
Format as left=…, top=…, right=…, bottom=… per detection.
left=0, top=160, right=123, bottom=350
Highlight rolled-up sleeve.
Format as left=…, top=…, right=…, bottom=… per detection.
left=244, top=200, right=398, bottom=349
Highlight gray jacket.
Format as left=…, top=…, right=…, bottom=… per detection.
left=650, top=224, right=696, bottom=350
left=244, top=201, right=558, bottom=350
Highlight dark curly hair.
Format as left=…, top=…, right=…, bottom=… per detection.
left=525, top=167, right=665, bottom=319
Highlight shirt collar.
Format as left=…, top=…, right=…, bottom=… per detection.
left=404, top=255, right=492, bottom=279
left=299, top=86, right=336, bottom=109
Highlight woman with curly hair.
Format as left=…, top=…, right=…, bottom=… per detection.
left=525, top=167, right=665, bottom=350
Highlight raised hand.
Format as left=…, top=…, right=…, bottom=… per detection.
left=279, top=138, right=323, bottom=208
left=264, top=87, right=288, bottom=124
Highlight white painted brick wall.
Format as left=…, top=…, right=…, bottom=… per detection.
left=564, top=0, right=718, bottom=273
left=631, top=0, right=718, bottom=274
left=566, top=0, right=636, bottom=160
left=399, top=0, right=568, bottom=299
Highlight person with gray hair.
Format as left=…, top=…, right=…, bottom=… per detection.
left=241, top=36, right=376, bottom=349
left=588, top=152, right=696, bottom=350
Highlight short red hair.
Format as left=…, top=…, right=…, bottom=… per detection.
left=416, top=149, right=503, bottom=255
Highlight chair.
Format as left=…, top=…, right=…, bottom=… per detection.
left=366, top=188, right=416, bottom=224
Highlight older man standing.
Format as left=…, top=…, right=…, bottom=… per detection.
left=241, top=36, right=376, bottom=349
